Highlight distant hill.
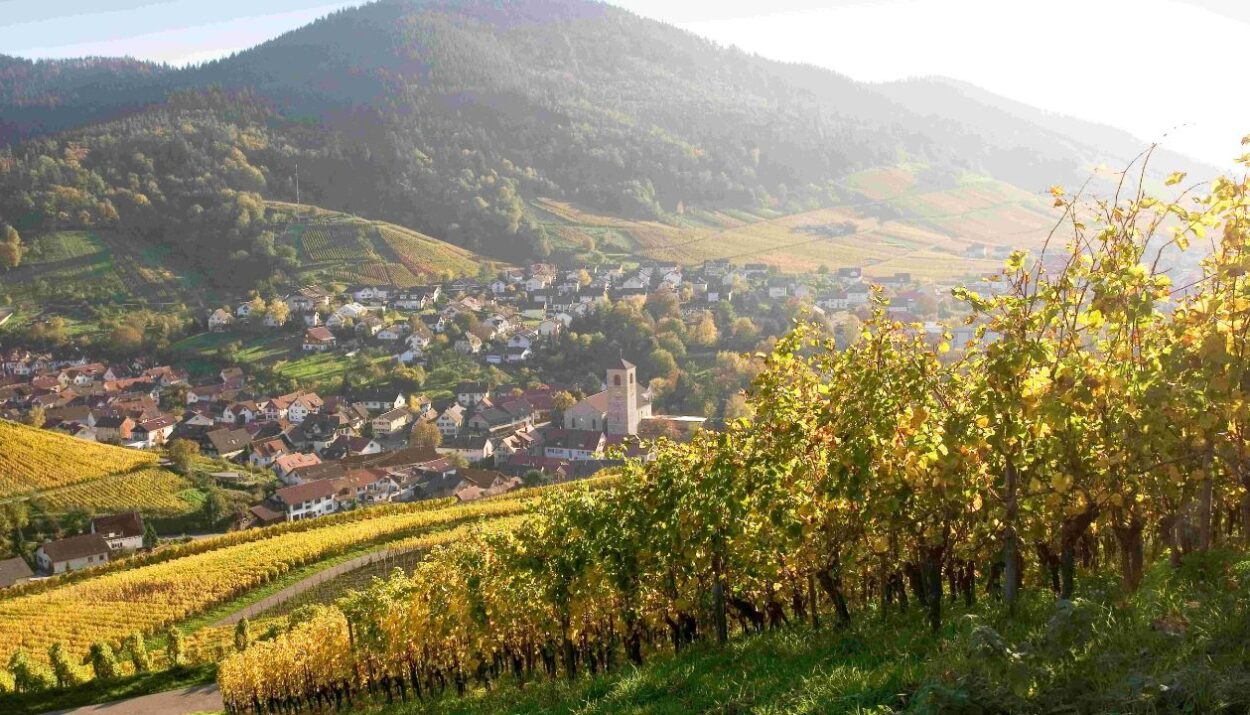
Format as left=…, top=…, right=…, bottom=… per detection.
left=0, top=0, right=1222, bottom=288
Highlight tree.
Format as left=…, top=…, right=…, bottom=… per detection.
left=23, top=406, right=45, bottom=429
left=246, top=296, right=266, bottom=322
left=88, top=642, right=120, bottom=681
left=124, top=631, right=151, bottom=673
left=167, top=439, right=200, bottom=474
left=266, top=298, right=290, bottom=326
left=552, top=390, right=576, bottom=420
left=446, top=452, right=469, bottom=469
left=48, top=642, right=86, bottom=688
left=410, top=420, right=442, bottom=450
left=644, top=347, right=678, bottom=382
left=166, top=626, right=186, bottom=668
left=8, top=649, right=54, bottom=692
left=142, top=521, right=159, bottom=550
left=234, top=617, right=252, bottom=652
left=730, top=317, right=759, bottom=347
left=109, top=324, right=145, bottom=353
left=691, top=312, right=719, bottom=349
left=201, top=488, right=228, bottom=526
left=0, top=225, right=21, bottom=271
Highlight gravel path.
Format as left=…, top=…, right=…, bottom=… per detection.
left=45, top=684, right=222, bottom=715
left=212, top=546, right=416, bottom=627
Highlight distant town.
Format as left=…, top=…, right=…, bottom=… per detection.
left=0, top=257, right=1023, bottom=582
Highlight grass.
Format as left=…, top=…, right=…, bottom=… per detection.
left=21, top=230, right=105, bottom=265
left=267, top=201, right=490, bottom=286
left=360, top=551, right=1250, bottom=715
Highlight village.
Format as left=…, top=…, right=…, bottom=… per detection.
left=0, top=258, right=988, bottom=582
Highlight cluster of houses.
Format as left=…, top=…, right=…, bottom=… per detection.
left=0, top=353, right=187, bottom=446
left=0, top=511, right=147, bottom=587
left=209, top=280, right=564, bottom=368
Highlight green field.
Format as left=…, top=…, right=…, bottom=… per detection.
left=267, top=201, right=489, bottom=287
left=170, top=329, right=391, bottom=386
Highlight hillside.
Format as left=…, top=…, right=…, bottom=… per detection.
left=0, top=420, right=202, bottom=518
left=0, top=419, right=157, bottom=497
left=0, top=0, right=1219, bottom=293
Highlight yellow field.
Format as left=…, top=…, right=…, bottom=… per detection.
left=0, top=499, right=531, bottom=669
left=0, top=420, right=158, bottom=498
left=35, top=468, right=197, bottom=516
left=534, top=166, right=1061, bottom=279
left=375, top=223, right=485, bottom=279
left=181, top=515, right=527, bottom=663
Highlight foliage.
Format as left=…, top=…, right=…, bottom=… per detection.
left=87, top=642, right=120, bottom=681
left=219, top=150, right=1250, bottom=713
left=0, top=497, right=530, bottom=679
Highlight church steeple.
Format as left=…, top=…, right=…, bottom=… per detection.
left=605, top=359, right=638, bottom=435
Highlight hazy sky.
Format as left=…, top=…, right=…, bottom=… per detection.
left=2, top=0, right=1245, bottom=167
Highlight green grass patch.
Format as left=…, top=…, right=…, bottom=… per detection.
left=0, top=664, right=216, bottom=715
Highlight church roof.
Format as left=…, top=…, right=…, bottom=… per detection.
left=609, top=358, right=636, bottom=370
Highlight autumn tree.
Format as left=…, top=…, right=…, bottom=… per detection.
left=410, top=420, right=442, bottom=450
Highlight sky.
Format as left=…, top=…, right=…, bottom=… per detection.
left=1, top=0, right=1245, bottom=167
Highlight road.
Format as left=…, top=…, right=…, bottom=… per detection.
left=45, top=684, right=222, bottom=715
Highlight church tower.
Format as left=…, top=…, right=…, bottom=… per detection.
left=605, top=359, right=639, bottom=435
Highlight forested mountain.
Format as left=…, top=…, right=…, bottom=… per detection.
left=0, top=0, right=1218, bottom=271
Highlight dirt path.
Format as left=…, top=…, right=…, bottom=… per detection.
left=45, top=684, right=222, bottom=715
left=211, top=547, right=416, bottom=627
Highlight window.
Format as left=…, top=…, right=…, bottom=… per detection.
left=613, top=375, right=621, bottom=386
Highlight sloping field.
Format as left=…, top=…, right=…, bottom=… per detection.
left=0, top=499, right=529, bottom=668
left=374, top=223, right=484, bottom=279
left=35, top=468, right=198, bottom=516
left=532, top=167, right=1060, bottom=279
left=0, top=420, right=158, bottom=498
left=267, top=201, right=490, bottom=285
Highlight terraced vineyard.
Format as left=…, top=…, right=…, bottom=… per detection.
left=0, top=498, right=531, bottom=671
left=267, top=202, right=489, bottom=287
left=374, top=223, right=484, bottom=280
left=34, top=468, right=197, bottom=516
left=299, top=223, right=373, bottom=263
left=0, top=420, right=158, bottom=498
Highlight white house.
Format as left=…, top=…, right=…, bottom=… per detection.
left=36, top=534, right=111, bottom=574
left=303, top=327, right=337, bottom=352
left=90, top=512, right=146, bottom=551
left=208, top=309, right=234, bottom=332
left=273, top=480, right=340, bottom=521
left=437, top=403, right=465, bottom=437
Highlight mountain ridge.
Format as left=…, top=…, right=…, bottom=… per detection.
left=0, top=0, right=1221, bottom=288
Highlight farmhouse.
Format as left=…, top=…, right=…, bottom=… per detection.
left=90, top=512, right=146, bottom=551
left=303, top=327, right=337, bottom=352
left=371, top=407, right=413, bottom=436
left=0, top=556, right=33, bottom=588
left=36, top=533, right=112, bottom=575
left=208, top=308, right=234, bottom=332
